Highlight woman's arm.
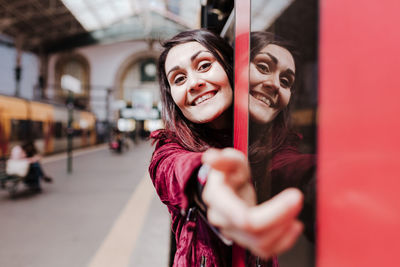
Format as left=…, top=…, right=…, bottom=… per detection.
left=202, top=148, right=304, bottom=260
left=27, top=154, right=41, bottom=163
left=149, top=141, right=203, bottom=214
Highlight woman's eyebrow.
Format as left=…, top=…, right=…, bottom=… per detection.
left=167, top=66, right=179, bottom=77
left=190, top=50, right=210, bottom=61
left=260, top=52, right=278, bottom=64
left=167, top=50, right=211, bottom=77
left=260, top=52, right=295, bottom=76
left=283, top=68, right=295, bottom=77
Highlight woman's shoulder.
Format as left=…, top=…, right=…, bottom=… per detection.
left=150, top=129, right=194, bottom=156
left=150, top=129, right=178, bottom=147
left=272, top=133, right=316, bottom=168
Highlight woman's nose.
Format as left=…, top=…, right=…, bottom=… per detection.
left=262, top=74, right=280, bottom=94
left=188, top=74, right=205, bottom=92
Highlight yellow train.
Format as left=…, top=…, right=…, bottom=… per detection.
left=0, top=95, right=96, bottom=157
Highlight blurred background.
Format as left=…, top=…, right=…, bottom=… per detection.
left=0, top=0, right=317, bottom=266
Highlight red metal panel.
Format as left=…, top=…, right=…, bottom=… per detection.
left=233, top=0, right=250, bottom=266
left=234, top=0, right=250, bottom=155
left=318, top=0, right=400, bottom=266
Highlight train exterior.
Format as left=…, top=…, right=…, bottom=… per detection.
left=0, top=94, right=96, bottom=157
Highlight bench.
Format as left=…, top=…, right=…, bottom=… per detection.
left=0, top=157, right=25, bottom=198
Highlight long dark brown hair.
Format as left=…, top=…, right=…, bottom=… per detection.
left=152, top=29, right=233, bottom=152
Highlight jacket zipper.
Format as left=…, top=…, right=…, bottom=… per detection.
left=256, top=256, right=261, bottom=267
left=200, top=255, right=207, bottom=267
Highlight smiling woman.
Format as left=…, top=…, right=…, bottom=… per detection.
left=149, top=29, right=235, bottom=267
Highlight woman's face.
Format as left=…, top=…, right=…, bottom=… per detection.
left=165, top=41, right=232, bottom=128
left=249, top=44, right=295, bottom=124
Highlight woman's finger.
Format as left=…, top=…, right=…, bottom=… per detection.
left=221, top=218, right=302, bottom=261
left=207, top=208, right=230, bottom=228
left=266, top=220, right=304, bottom=258
left=202, top=169, right=249, bottom=227
left=202, top=148, right=250, bottom=189
left=202, top=148, right=247, bottom=172
left=247, top=188, right=303, bottom=232
left=249, top=220, right=303, bottom=257
left=220, top=227, right=257, bottom=249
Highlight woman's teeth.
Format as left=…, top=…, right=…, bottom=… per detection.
left=193, top=92, right=216, bottom=105
left=253, top=93, right=272, bottom=107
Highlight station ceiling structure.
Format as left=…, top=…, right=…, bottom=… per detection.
left=0, top=0, right=209, bottom=53
left=0, top=0, right=303, bottom=55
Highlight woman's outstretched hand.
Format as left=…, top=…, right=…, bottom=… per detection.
left=202, top=148, right=304, bottom=260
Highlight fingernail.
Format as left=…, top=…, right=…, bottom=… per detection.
left=286, top=189, right=302, bottom=205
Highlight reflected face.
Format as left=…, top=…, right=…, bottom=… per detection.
left=249, top=44, right=295, bottom=124
left=165, top=42, right=232, bottom=128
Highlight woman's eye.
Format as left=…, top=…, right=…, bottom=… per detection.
left=198, top=61, right=212, bottom=71
left=280, top=78, right=292, bottom=89
left=173, top=75, right=186, bottom=85
left=256, top=63, right=270, bottom=73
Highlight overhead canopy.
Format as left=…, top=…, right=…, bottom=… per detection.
left=61, top=0, right=198, bottom=32
left=44, top=11, right=190, bottom=53
left=0, top=0, right=86, bottom=51
left=0, top=0, right=201, bottom=53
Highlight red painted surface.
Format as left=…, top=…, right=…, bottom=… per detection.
left=234, top=0, right=250, bottom=156
left=233, top=0, right=250, bottom=266
left=318, top=0, right=400, bottom=266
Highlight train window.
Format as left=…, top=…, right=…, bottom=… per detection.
left=248, top=0, right=318, bottom=266
left=74, top=129, right=83, bottom=137
left=10, top=120, right=24, bottom=141
left=54, top=122, right=64, bottom=139
left=31, top=121, right=43, bottom=139
left=10, top=120, right=43, bottom=141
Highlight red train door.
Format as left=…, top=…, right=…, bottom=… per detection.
left=318, top=0, right=400, bottom=266
left=233, top=0, right=400, bottom=266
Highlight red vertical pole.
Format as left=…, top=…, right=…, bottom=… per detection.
left=234, top=0, right=250, bottom=159
left=233, top=0, right=250, bottom=266
left=318, top=0, right=400, bottom=266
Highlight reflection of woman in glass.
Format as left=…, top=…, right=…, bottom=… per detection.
left=150, top=29, right=304, bottom=266
left=248, top=31, right=316, bottom=242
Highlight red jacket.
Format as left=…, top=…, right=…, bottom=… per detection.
left=149, top=135, right=233, bottom=266
left=149, top=132, right=280, bottom=266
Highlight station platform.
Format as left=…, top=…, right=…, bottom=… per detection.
left=0, top=141, right=170, bottom=267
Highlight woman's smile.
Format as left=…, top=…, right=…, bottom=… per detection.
left=250, top=90, right=276, bottom=108
left=191, top=90, right=218, bottom=106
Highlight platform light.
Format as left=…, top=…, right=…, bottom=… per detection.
left=117, top=118, right=135, bottom=132
left=144, top=119, right=164, bottom=132
left=79, top=119, right=89, bottom=129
